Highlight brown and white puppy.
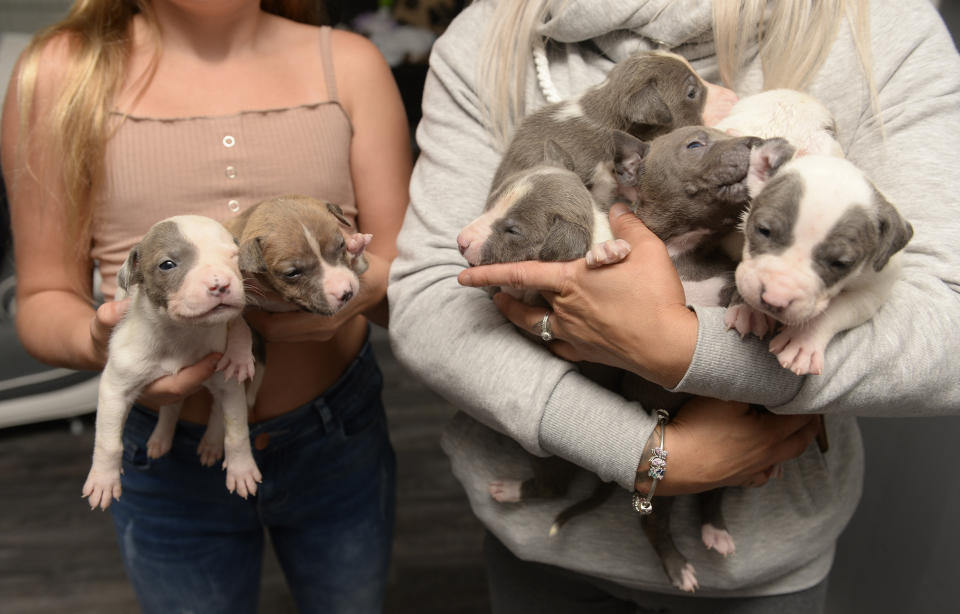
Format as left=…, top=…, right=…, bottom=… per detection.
left=83, top=215, right=260, bottom=510
left=226, top=195, right=372, bottom=315
left=490, top=50, right=732, bottom=205
left=726, top=155, right=913, bottom=375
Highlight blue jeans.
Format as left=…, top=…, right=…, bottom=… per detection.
left=109, top=340, right=396, bottom=614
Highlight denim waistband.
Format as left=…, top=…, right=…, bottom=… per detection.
left=127, top=333, right=381, bottom=447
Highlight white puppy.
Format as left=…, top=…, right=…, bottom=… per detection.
left=726, top=156, right=913, bottom=375
left=82, top=215, right=261, bottom=510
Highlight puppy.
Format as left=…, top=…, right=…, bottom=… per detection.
left=490, top=50, right=721, bottom=206
left=726, top=155, right=913, bottom=375
left=226, top=195, right=372, bottom=314
left=83, top=215, right=261, bottom=510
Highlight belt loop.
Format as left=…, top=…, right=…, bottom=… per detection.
left=315, top=402, right=335, bottom=434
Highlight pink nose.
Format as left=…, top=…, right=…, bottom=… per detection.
left=457, top=234, right=469, bottom=256
left=760, top=284, right=795, bottom=312
left=208, top=279, right=231, bottom=296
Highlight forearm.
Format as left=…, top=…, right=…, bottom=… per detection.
left=16, top=290, right=102, bottom=370
left=356, top=251, right=390, bottom=328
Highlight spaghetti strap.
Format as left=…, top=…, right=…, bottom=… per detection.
left=319, top=25, right=338, bottom=102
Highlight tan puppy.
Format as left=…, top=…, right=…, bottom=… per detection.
left=226, top=195, right=372, bottom=314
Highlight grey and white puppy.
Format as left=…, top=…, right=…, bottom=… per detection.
left=83, top=215, right=261, bottom=510
left=726, top=155, right=913, bottom=375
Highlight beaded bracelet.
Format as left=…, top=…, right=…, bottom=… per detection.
left=632, top=409, right=669, bottom=516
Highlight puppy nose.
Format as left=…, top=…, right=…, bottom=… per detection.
left=457, top=235, right=469, bottom=256
left=340, top=289, right=354, bottom=303
left=208, top=280, right=231, bottom=296
left=759, top=284, right=790, bottom=312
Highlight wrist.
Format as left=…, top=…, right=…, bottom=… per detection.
left=652, top=305, right=698, bottom=389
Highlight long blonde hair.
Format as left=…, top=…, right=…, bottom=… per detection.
left=14, top=0, right=326, bottom=249
left=479, top=0, right=875, bottom=147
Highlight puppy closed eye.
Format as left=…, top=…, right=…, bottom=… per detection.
left=686, top=140, right=705, bottom=150
left=281, top=267, right=302, bottom=280
left=828, top=258, right=854, bottom=271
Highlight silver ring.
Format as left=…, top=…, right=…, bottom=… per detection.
left=536, top=311, right=554, bottom=342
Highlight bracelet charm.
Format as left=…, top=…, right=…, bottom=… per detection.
left=633, top=409, right=669, bottom=516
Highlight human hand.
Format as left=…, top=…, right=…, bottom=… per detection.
left=89, top=298, right=130, bottom=366
left=457, top=204, right=697, bottom=388
left=649, top=397, right=822, bottom=497
left=137, top=353, right=222, bottom=407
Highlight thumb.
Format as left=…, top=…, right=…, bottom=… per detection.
left=608, top=203, right=657, bottom=242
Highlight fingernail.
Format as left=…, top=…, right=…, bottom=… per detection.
left=610, top=203, right=631, bottom=218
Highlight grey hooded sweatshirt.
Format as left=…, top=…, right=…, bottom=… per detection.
left=388, top=0, right=960, bottom=597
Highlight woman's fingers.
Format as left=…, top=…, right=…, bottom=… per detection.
left=458, top=258, right=573, bottom=293
left=139, top=353, right=221, bottom=406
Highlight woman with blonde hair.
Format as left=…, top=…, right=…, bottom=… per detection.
left=3, top=0, right=411, bottom=612
left=390, top=0, right=960, bottom=611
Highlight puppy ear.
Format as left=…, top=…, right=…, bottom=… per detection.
left=538, top=217, right=591, bottom=262
left=747, top=138, right=795, bottom=196
left=613, top=129, right=650, bottom=187
left=543, top=140, right=577, bottom=172
left=238, top=237, right=266, bottom=274
left=326, top=202, right=352, bottom=228
left=116, top=245, right=143, bottom=292
left=624, top=83, right=672, bottom=132
left=871, top=188, right=914, bottom=271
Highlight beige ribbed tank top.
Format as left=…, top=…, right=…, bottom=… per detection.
left=91, top=26, right=356, bottom=300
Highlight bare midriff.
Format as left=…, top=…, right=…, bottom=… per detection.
left=146, top=314, right=368, bottom=424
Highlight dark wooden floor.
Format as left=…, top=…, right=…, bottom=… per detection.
left=0, top=326, right=491, bottom=613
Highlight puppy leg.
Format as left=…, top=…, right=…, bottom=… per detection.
left=641, top=498, right=699, bottom=592
left=216, top=318, right=255, bottom=383
left=83, top=368, right=137, bottom=510
left=769, top=282, right=890, bottom=375
left=584, top=239, right=631, bottom=268
left=196, top=402, right=225, bottom=466
left=489, top=455, right=576, bottom=503
left=146, top=402, right=182, bottom=459
left=699, top=488, right=736, bottom=557
left=211, top=381, right=262, bottom=498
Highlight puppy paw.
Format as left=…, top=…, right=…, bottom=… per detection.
left=584, top=239, right=631, bottom=268
left=224, top=454, right=262, bottom=499
left=701, top=523, right=736, bottom=557
left=82, top=467, right=122, bottom=510
left=666, top=562, right=699, bottom=593
left=346, top=232, right=374, bottom=256
left=488, top=480, right=523, bottom=503
left=769, top=327, right=827, bottom=375
left=216, top=351, right=255, bottom=383
left=724, top=303, right=776, bottom=339
left=146, top=431, right=173, bottom=459
left=197, top=436, right=224, bottom=467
